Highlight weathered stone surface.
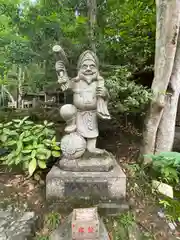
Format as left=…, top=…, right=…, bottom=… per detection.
left=54, top=46, right=112, bottom=163
left=98, top=202, right=129, bottom=216
left=173, top=126, right=180, bottom=151
left=59, top=150, right=115, bottom=172
left=46, top=159, right=126, bottom=203
left=49, top=211, right=110, bottom=240
left=0, top=210, right=37, bottom=240
left=48, top=46, right=127, bottom=211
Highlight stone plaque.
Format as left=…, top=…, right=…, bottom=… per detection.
left=64, top=181, right=109, bottom=198
left=72, top=207, right=99, bottom=240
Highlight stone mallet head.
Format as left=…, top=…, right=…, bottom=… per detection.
left=52, top=45, right=69, bottom=66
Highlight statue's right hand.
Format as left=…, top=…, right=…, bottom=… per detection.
left=61, top=82, right=69, bottom=92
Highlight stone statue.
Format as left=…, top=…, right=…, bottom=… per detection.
left=53, top=45, right=114, bottom=172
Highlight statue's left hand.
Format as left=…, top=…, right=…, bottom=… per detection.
left=96, top=86, right=107, bottom=98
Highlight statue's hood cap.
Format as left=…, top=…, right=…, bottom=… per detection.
left=77, top=50, right=99, bottom=69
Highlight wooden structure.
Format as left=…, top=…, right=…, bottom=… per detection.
left=7, top=83, right=67, bottom=109
left=44, top=84, right=65, bottom=106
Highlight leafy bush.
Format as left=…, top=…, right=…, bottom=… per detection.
left=145, top=152, right=180, bottom=184
left=106, top=67, right=152, bottom=114
left=0, top=116, right=60, bottom=176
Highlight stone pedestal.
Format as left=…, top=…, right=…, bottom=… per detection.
left=46, top=160, right=126, bottom=207
left=50, top=213, right=110, bottom=240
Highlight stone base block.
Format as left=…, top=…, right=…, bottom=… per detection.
left=59, top=150, right=115, bottom=172
left=49, top=214, right=110, bottom=240
left=46, top=160, right=126, bottom=207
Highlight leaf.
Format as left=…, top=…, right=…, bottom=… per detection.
left=28, top=158, right=37, bottom=176
left=0, top=134, right=8, bottom=142
left=15, top=141, right=23, bottom=156
left=15, top=155, right=22, bottom=165
left=33, top=140, right=38, bottom=148
left=52, top=145, right=60, bottom=151
left=3, top=128, right=11, bottom=135
left=36, top=153, right=46, bottom=160
left=37, top=148, right=51, bottom=159
left=37, top=144, right=45, bottom=149
left=44, top=120, right=48, bottom=125
left=24, top=145, right=33, bottom=150
left=22, top=155, right=32, bottom=161
left=52, top=136, right=56, bottom=142
left=43, top=139, right=52, bottom=146
left=10, top=130, right=18, bottom=136
left=4, top=122, right=12, bottom=127
left=22, top=116, right=29, bottom=121
left=6, top=140, right=16, bottom=146
left=47, top=129, right=55, bottom=135
left=35, top=124, right=44, bottom=129
left=6, top=158, right=15, bottom=166
left=22, top=149, right=32, bottom=154
left=47, top=122, right=54, bottom=127
left=12, top=119, right=21, bottom=123
left=22, top=125, right=33, bottom=130
left=34, top=129, right=43, bottom=135
left=38, top=160, right=46, bottom=169
left=37, top=133, right=44, bottom=139
left=23, top=161, right=29, bottom=169
left=24, top=121, right=34, bottom=125
left=52, top=151, right=61, bottom=158
left=31, top=150, right=37, bottom=158
left=23, top=136, right=34, bottom=142
left=76, top=16, right=87, bottom=24
left=19, top=132, right=25, bottom=140
left=24, top=130, right=31, bottom=137
left=7, top=151, right=16, bottom=162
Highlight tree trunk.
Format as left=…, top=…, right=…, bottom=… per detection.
left=87, top=0, right=97, bottom=52
left=17, top=66, right=25, bottom=108
left=142, top=0, right=180, bottom=162
left=155, top=30, right=180, bottom=153
left=2, top=86, right=16, bottom=106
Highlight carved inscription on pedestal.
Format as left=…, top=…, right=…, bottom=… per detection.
left=64, top=181, right=109, bottom=198
left=72, top=207, right=99, bottom=240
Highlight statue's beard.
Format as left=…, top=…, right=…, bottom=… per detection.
left=79, top=72, right=98, bottom=84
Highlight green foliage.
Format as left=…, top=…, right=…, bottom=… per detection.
left=145, top=152, right=180, bottom=184
left=45, top=212, right=61, bottom=230
left=0, top=116, right=60, bottom=176
left=0, top=0, right=156, bottom=117
left=35, top=212, right=61, bottom=239
left=106, top=68, right=152, bottom=114
left=98, top=0, right=155, bottom=68
left=159, top=198, right=180, bottom=223
left=117, top=212, right=135, bottom=228
left=107, top=212, right=135, bottom=240
left=0, top=0, right=156, bottom=88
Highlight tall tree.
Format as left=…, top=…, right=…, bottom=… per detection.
left=142, top=0, right=180, bottom=161
left=87, top=0, right=97, bottom=52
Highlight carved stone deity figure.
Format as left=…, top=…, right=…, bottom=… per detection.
left=53, top=45, right=114, bottom=171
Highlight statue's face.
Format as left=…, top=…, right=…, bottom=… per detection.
left=79, top=59, right=98, bottom=76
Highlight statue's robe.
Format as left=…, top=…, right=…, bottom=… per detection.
left=71, top=78, right=110, bottom=139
